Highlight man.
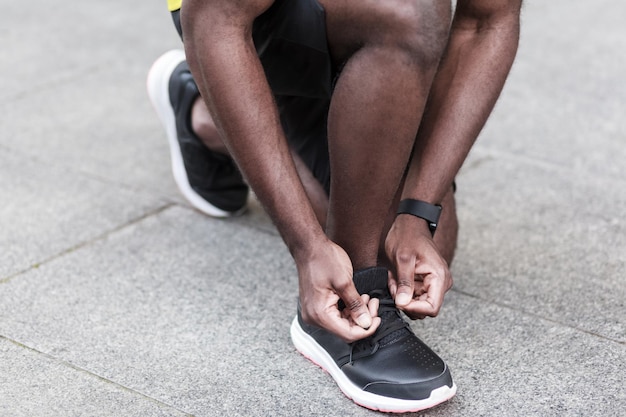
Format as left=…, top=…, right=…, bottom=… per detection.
left=148, top=0, right=521, bottom=412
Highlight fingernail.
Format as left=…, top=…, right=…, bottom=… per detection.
left=396, top=293, right=411, bottom=306
left=356, top=314, right=372, bottom=329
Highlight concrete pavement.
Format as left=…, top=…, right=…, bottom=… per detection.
left=1, top=0, right=624, bottom=416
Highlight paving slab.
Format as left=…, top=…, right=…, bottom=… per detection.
left=0, top=60, right=180, bottom=199
left=453, top=152, right=626, bottom=343
left=0, top=149, right=168, bottom=280
left=1, top=1, right=182, bottom=198
left=0, top=206, right=300, bottom=416
left=412, top=291, right=625, bottom=417
left=1, top=206, right=624, bottom=417
left=478, top=0, right=626, bottom=181
left=0, top=337, right=191, bottom=417
left=1, top=0, right=625, bottom=416
left=1, top=0, right=179, bottom=104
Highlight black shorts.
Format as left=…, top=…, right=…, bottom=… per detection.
left=172, top=0, right=333, bottom=193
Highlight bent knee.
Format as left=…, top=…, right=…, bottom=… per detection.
left=373, top=0, right=451, bottom=67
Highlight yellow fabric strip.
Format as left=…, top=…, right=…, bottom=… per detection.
left=167, top=0, right=182, bottom=12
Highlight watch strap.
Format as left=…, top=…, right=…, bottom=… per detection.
left=397, top=199, right=442, bottom=236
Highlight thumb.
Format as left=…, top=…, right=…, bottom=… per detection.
left=394, top=255, right=416, bottom=307
left=337, top=282, right=373, bottom=329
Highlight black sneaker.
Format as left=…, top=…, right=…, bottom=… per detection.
left=290, top=267, right=456, bottom=413
left=147, top=50, right=249, bottom=217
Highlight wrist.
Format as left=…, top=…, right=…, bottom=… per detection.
left=288, top=228, right=329, bottom=264
left=396, top=199, right=442, bottom=236
left=395, top=213, right=433, bottom=239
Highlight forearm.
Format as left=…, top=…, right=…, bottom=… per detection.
left=402, top=6, right=521, bottom=204
left=181, top=2, right=326, bottom=258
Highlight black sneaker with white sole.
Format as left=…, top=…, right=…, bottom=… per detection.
left=147, top=50, right=249, bottom=217
left=290, top=267, right=456, bottom=413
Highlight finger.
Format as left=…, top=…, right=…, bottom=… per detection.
left=425, top=277, right=446, bottom=315
left=367, top=296, right=379, bottom=318
left=412, top=265, right=448, bottom=315
left=341, top=294, right=372, bottom=320
left=322, top=313, right=381, bottom=343
left=403, top=299, right=439, bottom=317
left=340, top=295, right=380, bottom=325
left=399, top=281, right=445, bottom=318
left=335, top=280, right=374, bottom=330
left=393, top=252, right=417, bottom=307
left=410, top=279, right=425, bottom=300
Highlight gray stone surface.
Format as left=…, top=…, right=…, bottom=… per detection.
left=0, top=338, right=191, bottom=417
left=0, top=148, right=168, bottom=279
left=411, top=292, right=626, bottom=417
left=1, top=0, right=624, bottom=416
left=0, top=207, right=299, bottom=416
left=1, top=0, right=182, bottom=196
left=454, top=153, right=626, bottom=343
left=3, top=207, right=621, bottom=417
left=479, top=0, right=626, bottom=181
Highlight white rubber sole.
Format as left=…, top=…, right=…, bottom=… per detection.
left=290, top=316, right=457, bottom=413
left=147, top=49, right=246, bottom=218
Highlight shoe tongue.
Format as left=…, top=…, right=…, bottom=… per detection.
left=352, top=267, right=411, bottom=347
left=352, top=267, right=389, bottom=295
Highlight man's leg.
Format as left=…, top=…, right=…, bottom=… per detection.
left=190, top=96, right=330, bottom=225
left=190, top=98, right=229, bottom=155
left=435, top=186, right=458, bottom=264
left=320, top=0, right=452, bottom=268
left=148, top=7, right=330, bottom=221
left=174, top=0, right=458, bottom=410
left=289, top=1, right=458, bottom=413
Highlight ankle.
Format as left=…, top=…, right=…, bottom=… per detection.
left=190, top=98, right=230, bottom=155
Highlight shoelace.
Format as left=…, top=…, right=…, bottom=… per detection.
left=349, top=289, right=411, bottom=361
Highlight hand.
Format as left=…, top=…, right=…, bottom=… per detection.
left=296, top=238, right=381, bottom=342
left=385, top=214, right=453, bottom=320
